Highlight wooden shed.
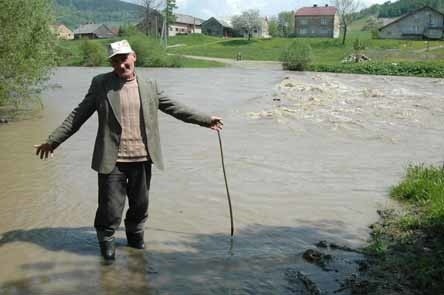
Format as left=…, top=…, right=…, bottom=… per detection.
left=379, top=6, right=444, bottom=39
left=202, top=17, right=233, bottom=37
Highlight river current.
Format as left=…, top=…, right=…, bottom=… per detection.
left=1, top=67, right=443, bottom=294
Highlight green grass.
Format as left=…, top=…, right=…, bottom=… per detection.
left=56, top=38, right=225, bottom=68
left=56, top=31, right=444, bottom=74
left=362, top=164, right=444, bottom=294
left=391, top=164, right=444, bottom=225
left=180, top=57, right=226, bottom=68
left=167, top=33, right=222, bottom=46
left=168, top=35, right=444, bottom=65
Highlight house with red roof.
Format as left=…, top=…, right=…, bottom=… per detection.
left=294, top=4, right=340, bottom=38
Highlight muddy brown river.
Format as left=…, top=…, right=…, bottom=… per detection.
left=1, top=67, right=443, bottom=294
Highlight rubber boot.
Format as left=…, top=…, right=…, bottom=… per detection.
left=126, top=231, right=145, bottom=249
left=99, top=239, right=116, bottom=261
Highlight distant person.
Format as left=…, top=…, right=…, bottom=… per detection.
left=34, top=40, right=223, bottom=262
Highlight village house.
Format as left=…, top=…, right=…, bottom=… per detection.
left=169, top=13, right=204, bottom=36
left=73, top=23, right=115, bottom=39
left=294, top=4, right=340, bottom=38
left=378, top=6, right=444, bottom=40
left=238, top=17, right=271, bottom=39
left=51, top=24, right=74, bottom=40
left=202, top=17, right=234, bottom=37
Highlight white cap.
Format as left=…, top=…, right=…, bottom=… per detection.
left=108, top=40, right=134, bottom=58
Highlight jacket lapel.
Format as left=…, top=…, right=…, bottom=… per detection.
left=138, top=77, right=155, bottom=126
left=106, top=74, right=122, bottom=126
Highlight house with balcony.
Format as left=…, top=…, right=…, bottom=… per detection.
left=378, top=6, right=444, bottom=39
left=294, top=4, right=340, bottom=38
left=169, top=13, right=204, bottom=36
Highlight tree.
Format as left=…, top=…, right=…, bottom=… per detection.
left=0, top=0, right=56, bottom=108
left=277, top=11, right=295, bottom=37
left=160, top=0, right=177, bottom=47
left=268, top=16, right=279, bottom=37
left=165, top=0, right=177, bottom=37
left=231, top=9, right=263, bottom=40
left=280, top=41, right=313, bottom=71
left=333, top=0, right=361, bottom=44
left=138, top=0, right=162, bottom=38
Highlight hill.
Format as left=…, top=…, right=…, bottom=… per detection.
left=357, top=0, right=444, bottom=18
left=54, top=0, right=143, bottom=29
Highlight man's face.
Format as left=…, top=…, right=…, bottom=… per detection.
left=110, top=53, right=136, bottom=80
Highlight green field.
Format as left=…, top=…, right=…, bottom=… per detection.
left=56, top=37, right=226, bottom=68
left=167, top=34, right=444, bottom=65
left=55, top=27, right=444, bottom=76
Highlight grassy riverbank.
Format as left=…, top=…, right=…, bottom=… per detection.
left=54, top=31, right=444, bottom=77
left=361, top=165, right=444, bottom=294
left=167, top=34, right=444, bottom=64
left=167, top=34, right=444, bottom=77
left=55, top=37, right=226, bottom=68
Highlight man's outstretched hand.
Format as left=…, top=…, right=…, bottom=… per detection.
left=209, top=116, right=223, bottom=131
left=34, top=143, right=54, bottom=160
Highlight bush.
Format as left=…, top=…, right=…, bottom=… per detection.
left=310, top=61, right=444, bottom=78
left=127, top=33, right=183, bottom=67
left=0, top=0, right=56, bottom=107
left=280, top=40, right=313, bottom=71
left=80, top=39, right=106, bottom=66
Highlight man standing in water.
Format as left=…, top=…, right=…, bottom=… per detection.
left=34, top=40, right=223, bottom=261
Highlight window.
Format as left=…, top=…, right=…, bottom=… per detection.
left=300, top=28, right=307, bottom=34
left=321, top=17, right=327, bottom=25
left=300, top=18, right=308, bottom=25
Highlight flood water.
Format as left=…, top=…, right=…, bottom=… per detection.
left=1, top=67, right=444, bottom=294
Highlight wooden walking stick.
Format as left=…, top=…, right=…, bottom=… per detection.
left=217, top=130, right=234, bottom=236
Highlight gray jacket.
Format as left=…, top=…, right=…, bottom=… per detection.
left=47, top=71, right=212, bottom=173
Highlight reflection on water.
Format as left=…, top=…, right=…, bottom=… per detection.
left=1, top=67, right=443, bottom=294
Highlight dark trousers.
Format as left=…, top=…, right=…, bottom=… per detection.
left=94, top=162, right=152, bottom=242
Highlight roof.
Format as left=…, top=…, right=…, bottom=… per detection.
left=216, top=18, right=233, bottom=28
left=379, top=6, right=444, bottom=31
left=74, top=24, right=104, bottom=34
left=378, top=17, right=399, bottom=26
left=202, top=17, right=233, bottom=29
left=295, top=6, right=337, bottom=16
left=175, top=13, right=204, bottom=25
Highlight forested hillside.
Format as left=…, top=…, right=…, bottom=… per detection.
left=55, top=0, right=142, bottom=29
left=358, top=0, right=444, bottom=18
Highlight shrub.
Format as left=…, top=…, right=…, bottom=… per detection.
left=310, top=61, right=444, bottom=78
left=0, top=0, right=56, bottom=107
left=127, top=33, right=183, bottom=67
left=280, top=40, right=313, bottom=71
left=80, top=39, right=106, bottom=66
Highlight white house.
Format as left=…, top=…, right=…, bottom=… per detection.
left=169, top=13, right=204, bottom=36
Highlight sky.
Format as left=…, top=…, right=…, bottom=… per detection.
left=126, top=0, right=389, bottom=19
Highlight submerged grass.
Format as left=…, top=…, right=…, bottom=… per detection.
left=362, top=165, right=444, bottom=294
